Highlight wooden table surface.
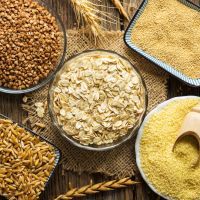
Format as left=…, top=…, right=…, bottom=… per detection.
left=0, top=0, right=200, bottom=199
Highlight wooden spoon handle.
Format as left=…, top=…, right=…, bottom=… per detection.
left=191, top=104, right=200, bottom=113
left=180, top=112, right=200, bottom=137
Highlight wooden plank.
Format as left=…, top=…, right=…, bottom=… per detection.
left=123, top=0, right=143, bottom=28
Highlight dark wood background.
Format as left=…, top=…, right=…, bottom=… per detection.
left=0, top=0, right=200, bottom=199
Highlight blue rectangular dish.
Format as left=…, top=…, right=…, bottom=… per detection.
left=124, top=0, right=200, bottom=87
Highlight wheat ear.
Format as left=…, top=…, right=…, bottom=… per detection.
left=111, top=0, right=130, bottom=21
left=54, top=177, right=138, bottom=200
left=70, top=0, right=105, bottom=43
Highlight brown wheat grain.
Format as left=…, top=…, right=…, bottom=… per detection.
left=0, top=118, right=56, bottom=200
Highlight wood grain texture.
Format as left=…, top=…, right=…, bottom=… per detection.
left=0, top=0, right=199, bottom=200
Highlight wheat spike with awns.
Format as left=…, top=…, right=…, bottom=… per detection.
left=55, top=177, right=138, bottom=199
left=70, top=0, right=106, bottom=43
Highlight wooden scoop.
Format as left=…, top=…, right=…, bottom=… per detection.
left=173, top=104, right=200, bottom=167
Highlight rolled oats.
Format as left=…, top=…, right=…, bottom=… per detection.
left=51, top=51, right=146, bottom=145
left=35, top=102, right=45, bottom=118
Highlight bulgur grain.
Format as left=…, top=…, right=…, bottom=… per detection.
left=131, top=0, right=200, bottom=78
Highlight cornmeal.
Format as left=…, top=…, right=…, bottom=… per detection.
left=140, top=99, right=200, bottom=200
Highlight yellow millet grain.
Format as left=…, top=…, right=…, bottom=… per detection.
left=131, top=0, right=200, bottom=79
left=140, top=99, right=200, bottom=200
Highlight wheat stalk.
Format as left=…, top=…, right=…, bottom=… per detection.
left=70, top=0, right=106, bottom=44
left=54, top=177, right=138, bottom=200
left=111, top=0, right=130, bottom=21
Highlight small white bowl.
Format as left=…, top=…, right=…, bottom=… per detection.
left=135, top=96, right=200, bottom=200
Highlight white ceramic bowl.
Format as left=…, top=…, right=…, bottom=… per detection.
left=135, top=96, right=200, bottom=200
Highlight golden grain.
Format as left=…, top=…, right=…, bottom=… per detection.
left=0, top=118, right=56, bottom=200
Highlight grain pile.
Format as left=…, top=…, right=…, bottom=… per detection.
left=50, top=51, right=146, bottom=146
left=140, top=98, right=200, bottom=200
left=0, top=118, right=56, bottom=200
left=0, top=0, right=62, bottom=89
left=131, top=0, right=200, bottom=79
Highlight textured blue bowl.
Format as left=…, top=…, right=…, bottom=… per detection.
left=124, top=0, right=200, bottom=87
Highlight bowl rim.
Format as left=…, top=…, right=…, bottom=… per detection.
left=135, top=96, right=200, bottom=200
left=0, top=0, right=67, bottom=94
left=48, top=49, right=148, bottom=151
